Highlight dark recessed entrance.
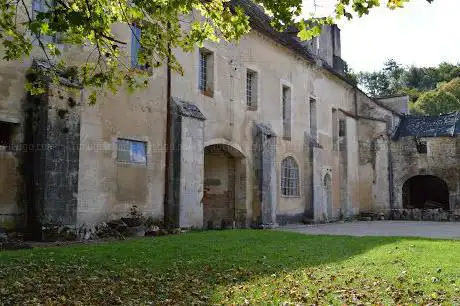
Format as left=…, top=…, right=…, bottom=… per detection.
left=402, top=175, right=449, bottom=210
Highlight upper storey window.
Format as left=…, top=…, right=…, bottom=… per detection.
left=282, top=85, right=291, bottom=139
left=131, top=25, right=142, bottom=68
left=246, top=69, right=258, bottom=110
left=199, top=48, right=214, bottom=97
left=32, top=0, right=62, bottom=43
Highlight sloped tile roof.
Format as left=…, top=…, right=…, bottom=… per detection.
left=173, top=97, right=206, bottom=120
left=231, top=0, right=315, bottom=61
left=230, top=0, right=401, bottom=117
left=393, top=112, right=460, bottom=139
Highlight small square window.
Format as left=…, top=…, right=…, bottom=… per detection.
left=246, top=69, right=258, bottom=109
left=117, top=139, right=147, bottom=165
left=199, top=49, right=214, bottom=97
left=415, top=137, right=427, bottom=154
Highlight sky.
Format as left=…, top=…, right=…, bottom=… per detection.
left=302, top=0, right=460, bottom=72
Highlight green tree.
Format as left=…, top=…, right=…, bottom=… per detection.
left=0, top=0, right=433, bottom=100
left=414, top=78, right=460, bottom=115
left=357, top=58, right=404, bottom=97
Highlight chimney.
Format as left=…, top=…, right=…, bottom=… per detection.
left=332, top=24, right=341, bottom=58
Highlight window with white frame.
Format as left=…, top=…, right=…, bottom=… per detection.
left=282, top=85, right=291, bottom=139
left=117, top=138, right=147, bottom=165
left=199, top=48, right=214, bottom=96
left=281, top=157, right=299, bottom=197
left=246, top=69, right=258, bottom=109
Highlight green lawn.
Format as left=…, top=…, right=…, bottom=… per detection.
left=1, top=230, right=459, bottom=305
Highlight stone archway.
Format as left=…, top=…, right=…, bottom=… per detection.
left=402, top=175, right=449, bottom=210
left=203, top=143, right=247, bottom=229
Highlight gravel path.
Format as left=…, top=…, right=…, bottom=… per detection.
left=280, top=221, right=460, bottom=239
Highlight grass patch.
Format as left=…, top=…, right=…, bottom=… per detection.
left=1, top=230, right=459, bottom=305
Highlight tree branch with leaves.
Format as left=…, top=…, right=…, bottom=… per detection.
left=0, top=0, right=434, bottom=102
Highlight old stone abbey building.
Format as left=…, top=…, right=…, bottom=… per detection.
left=1, top=0, right=460, bottom=232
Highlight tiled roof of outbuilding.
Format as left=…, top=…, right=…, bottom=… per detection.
left=393, top=112, right=460, bottom=139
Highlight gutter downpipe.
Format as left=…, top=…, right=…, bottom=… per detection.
left=164, top=22, right=173, bottom=228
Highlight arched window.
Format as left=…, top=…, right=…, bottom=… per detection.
left=281, top=157, right=299, bottom=197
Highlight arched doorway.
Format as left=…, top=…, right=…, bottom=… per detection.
left=323, top=173, right=333, bottom=220
left=203, top=144, right=246, bottom=229
left=402, top=175, right=449, bottom=210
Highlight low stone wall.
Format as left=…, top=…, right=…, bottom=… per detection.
left=360, top=209, right=460, bottom=222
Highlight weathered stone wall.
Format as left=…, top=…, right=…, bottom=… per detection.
left=0, top=51, right=28, bottom=229
left=391, top=135, right=460, bottom=211
left=0, top=11, right=405, bottom=228
left=171, top=29, right=380, bottom=224
left=358, top=119, right=390, bottom=212
left=76, top=81, right=167, bottom=225
left=0, top=150, right=20, bottom=226
left=178, top=115, right=205, bottom=228
left=20, top=83, right=82, bottom=232
left=357, top=91, right=401, bottom=135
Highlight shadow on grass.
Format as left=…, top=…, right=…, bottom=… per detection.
left=0, top=230, right=404, bottom=304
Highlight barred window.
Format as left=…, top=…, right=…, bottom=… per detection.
left=199, top=51, right=208, bottom=91
left=281, top=157, right=299, bottom=197
left=199, top=48, right=213, bottom=96
left=246, top=69, right=258, bottom=109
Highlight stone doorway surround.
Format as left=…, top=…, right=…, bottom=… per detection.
left=203, top=142, right=247, bottom=229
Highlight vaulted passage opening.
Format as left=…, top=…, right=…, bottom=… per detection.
left=402, top=175, right=449, bottom=210
left=203, top=144, right=247, bottom=229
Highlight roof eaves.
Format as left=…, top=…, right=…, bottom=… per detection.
left=231, top=0, right=402, bottom=117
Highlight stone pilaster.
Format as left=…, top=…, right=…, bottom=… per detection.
left=26, top=83, right=82, bottom=230
left=166, top=97, right=206, bottom=228
left=255, top=123, right=277, bottom=227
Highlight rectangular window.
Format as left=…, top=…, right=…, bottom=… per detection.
left=32, top=0, right=62, bottom=43
left=309, top=97, right=317, bottom=141
left=281, top=157, right=299, bottom=197
left=131, top=25, right=142, bottom=68
left=0, top=122, right=13, bottom=150
left=117, top=139, right=147, bottom=165
left=282, top=85, right=291, bottom=139
left=246, top=69, right=258, bottom=109
left=415, top=137, right=427, bottom=154
left=199, top=49, right=214, bottom=97
left=332, top=109, right=338, bottom=151
left=339, top=118, right=346, bottom=137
